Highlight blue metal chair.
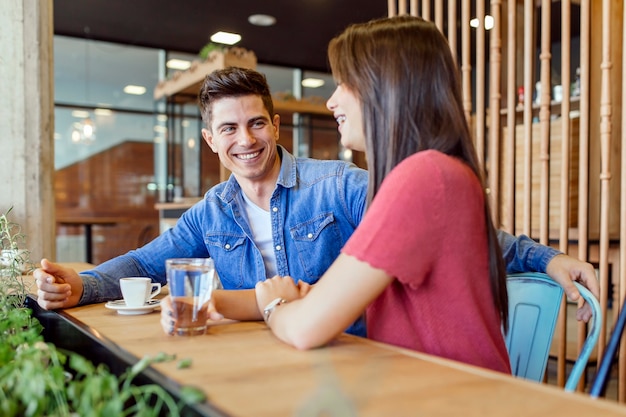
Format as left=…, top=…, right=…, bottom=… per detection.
left=590, top=294, right=626, bottom=397
left=506, top=272, right=602, bottom=392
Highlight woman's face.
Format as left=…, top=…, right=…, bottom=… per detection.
left=326, top=84, right=365, bottom=152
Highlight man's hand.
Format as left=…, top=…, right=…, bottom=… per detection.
left=255, top=275, right=303, bottom=314
left=545, top=254, right=600, bottom=322
left=160, top=295, right=223, bottom=336
left=34, top=258, right=84, bottom=310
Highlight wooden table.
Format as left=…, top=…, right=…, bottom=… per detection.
left=42, top=300, right=626, bottom=417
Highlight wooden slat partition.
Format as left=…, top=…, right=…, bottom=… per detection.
left=388, top=0, right=625, bottom=401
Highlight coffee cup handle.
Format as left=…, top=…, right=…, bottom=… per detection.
left=148, top=283, right=161, bottom=300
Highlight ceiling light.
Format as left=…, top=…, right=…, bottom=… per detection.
left=72, top=110, right=90, bottom=118
left=94, top=108, right=113, bottom=116
left=123, top=85, right=147, bottom=95
left=301, top=78, right=325, bottom=88
left=72, top=116, right=95, bottom=144
left=210, top=31, right=242, bottom=45
left=248, top=14, right=276, bottom=27
left=470, top=15, right=494, bottom=30
left=166, top=59, right=192, bottom=70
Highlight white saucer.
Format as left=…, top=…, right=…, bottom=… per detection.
left=105, top=299, right=161, bottom=315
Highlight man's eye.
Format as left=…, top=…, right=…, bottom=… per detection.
left=221, top=126, right=235, bottom=134
left=252, top=121, right=266, bottom=128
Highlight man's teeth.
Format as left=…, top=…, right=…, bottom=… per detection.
left=238, top=151, right=260, bottom=160
left=336, top=116, right=346, bottom=125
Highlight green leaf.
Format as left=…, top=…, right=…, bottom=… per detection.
left=178, top=385, right=207, bottom=404
left=177, top=357, right=192, bottom=369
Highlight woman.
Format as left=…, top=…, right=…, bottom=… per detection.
left=255, top=15, right=511, bottom=374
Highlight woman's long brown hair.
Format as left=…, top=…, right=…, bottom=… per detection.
left=327, top=15, right=508, bottom=332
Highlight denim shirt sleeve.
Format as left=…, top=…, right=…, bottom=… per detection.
left=497, top=229, right=562, bottom=273
left=77, top=205, right=209, bottom=305
left=79, top=254, right=152, bottom=304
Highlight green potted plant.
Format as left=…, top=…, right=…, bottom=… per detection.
left=0, top=209, right=205, bottom=416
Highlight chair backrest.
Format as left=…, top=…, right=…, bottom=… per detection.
left=506, top=272, right=602, bottom=392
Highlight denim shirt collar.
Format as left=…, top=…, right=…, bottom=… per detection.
left=217, top=145, right=296, bottom=204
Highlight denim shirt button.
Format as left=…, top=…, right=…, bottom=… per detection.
left=307, top=233, right=313, bottom=239
left=275, top=245, right=282, bottom=251
left=272, top=207, right=278, bottom=212
left=225, top=244, right=231, bottom=250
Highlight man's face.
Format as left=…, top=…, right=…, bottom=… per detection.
left=202, top=95, right=280, bottom=185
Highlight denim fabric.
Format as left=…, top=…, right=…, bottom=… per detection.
left=497, top=230, right=561, bottom=273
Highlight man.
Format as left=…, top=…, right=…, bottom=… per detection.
left=35, top=67, right=598, bottom=334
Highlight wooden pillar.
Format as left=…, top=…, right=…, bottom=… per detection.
left=0, top=0, right=55, bottom=262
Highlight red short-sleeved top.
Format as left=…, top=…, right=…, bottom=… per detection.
left=343, top=150, right=511, bottom=374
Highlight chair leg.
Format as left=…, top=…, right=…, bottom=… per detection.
left=590, top=298, right=626, bottom=398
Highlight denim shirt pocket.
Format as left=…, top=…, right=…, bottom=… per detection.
left=290, top=212, right=343, bottom=282
left=205, top=233, right=249, bottom=288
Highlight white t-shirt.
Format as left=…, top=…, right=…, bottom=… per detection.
left=241, top=192, right=277, bottom=278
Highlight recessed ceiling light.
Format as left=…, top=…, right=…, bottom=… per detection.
left=166, top=59, right=191, bottom=70
left=210, top=31, right=242, bottom=45
left=94, top=108, right=113, bottom=116
left=123, top=85, right=147, bottom=95
left=301, top=78, right=325, bottom=88
left=71, top=110, right=89, bottom=118
left=248, top=14, right=276, bottom=27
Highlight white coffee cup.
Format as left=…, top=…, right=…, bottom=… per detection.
left=120, top=277, right=161, bottom=307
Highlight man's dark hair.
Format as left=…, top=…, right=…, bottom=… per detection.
left=198, top=67, right=274, bottom=128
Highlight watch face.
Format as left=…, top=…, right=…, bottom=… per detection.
left=263, top=298, right=286, bottom=322
left=264, top=298, right=283, bottom=312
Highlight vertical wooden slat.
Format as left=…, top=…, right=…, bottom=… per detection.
left=578, top=0, right=592, bottom=380
left=559, top=0, right=584, bottom=393
left=462, top=0, right=473, bottom=122
left=421, top=0, right=430, bottom=20
left=536, top=0, right=564, bottom=387
left=598, top=0, right=613, bottom=376
left=388, top=0, right=397, bottom=17
left=559, top=1, right=571, bottom=254
left=619, top=0, right=626, bottom=399
left=488, top=0, right=503, bottom=222
left=538, top=0, right=551, bottom=246
left=435, top=0, right=444, bottom=31
left=448, top=0, right=457, bottom=65
left=399, top=0, right=407, bottom=15
left=522, top=0, right=534, bottom=236
left=475, top=0, right=486, bottom=165
left=410, top=0, right=418, bottom=16
left=503, top=0, right=517, bottom=233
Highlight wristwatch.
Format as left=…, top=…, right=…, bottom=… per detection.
left=263, top=297, right=288, bottom=324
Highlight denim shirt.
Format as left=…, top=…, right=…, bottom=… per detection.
left=80, top=146, right=368, bottom=332
left=79, top=146, right=560, bottom=336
